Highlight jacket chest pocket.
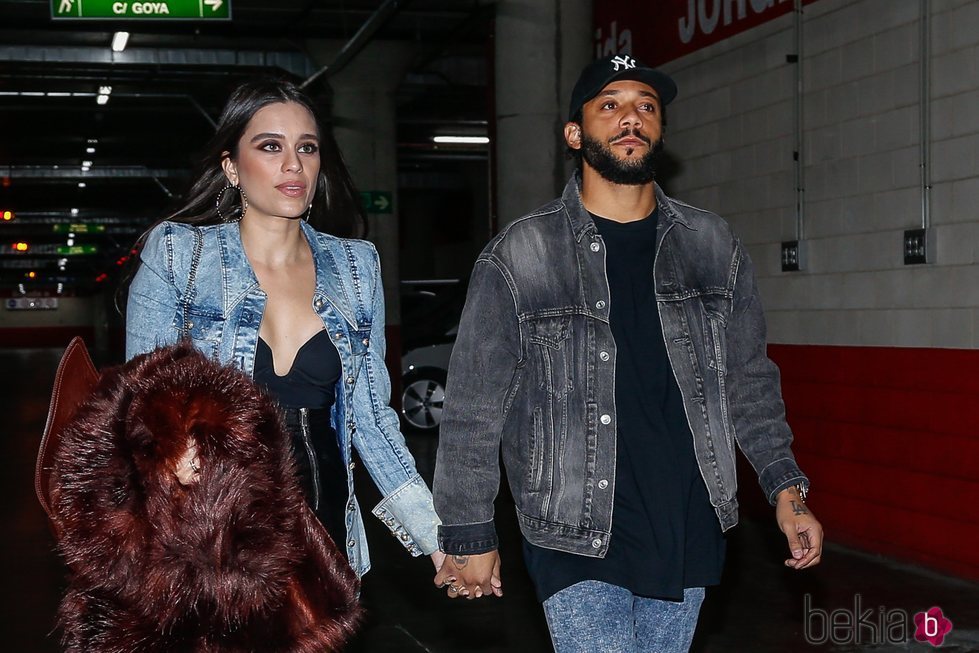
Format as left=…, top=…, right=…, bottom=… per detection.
left=528, top=315, right=573, bottom=398
left=181, top=308, right=224, bottom=359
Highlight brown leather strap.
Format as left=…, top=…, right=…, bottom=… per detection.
left=35, top=336, right=99, bottom=535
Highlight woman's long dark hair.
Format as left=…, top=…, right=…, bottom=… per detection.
left=117, top=78, right=366, bottom=312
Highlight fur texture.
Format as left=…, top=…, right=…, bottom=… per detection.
left=51, top=342, right=362, bottom=652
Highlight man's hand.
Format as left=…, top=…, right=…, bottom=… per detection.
left=775, top=486, right=823, bottom=569
left=433, top=551, right=503, bottom=599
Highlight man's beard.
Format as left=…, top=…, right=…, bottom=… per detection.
left=581, top=128, right=661, bottom=186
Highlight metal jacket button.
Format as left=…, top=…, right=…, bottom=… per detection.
left=600, top=414, right=611, bottom=425
left=596, top=300, right=606, bottom=309
left=347, top=540, right=356, bottom=548
left=346, top=376, right=354, bottom=384
left=598, top=479, right=609, bottom=489
left=335, top=332, right=343, bottom=339
left=599, top=351, right=610, bottom=361
left=591, top=538, right=602, bottom=548
left=590, top=242, right=600, bottom=252
left=315, top=298, right=324, bottom=308
left=362, top=338, right=369, bottom=346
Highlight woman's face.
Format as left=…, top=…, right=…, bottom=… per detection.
left=222, top=101, right=321, bottom=224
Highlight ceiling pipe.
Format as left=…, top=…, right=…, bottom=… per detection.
left=300, top=0, right=410, bottom=89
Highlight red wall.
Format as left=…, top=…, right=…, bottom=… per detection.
left=594, top=0, right=822, bottom=66
left=769, top=344, right=979, bottom=581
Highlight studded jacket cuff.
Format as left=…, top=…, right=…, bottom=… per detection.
left=372, top=474, right=441, bottom=556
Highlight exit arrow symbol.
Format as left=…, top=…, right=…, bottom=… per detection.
left=204, top=0, right=223, bottom=11
left=374, top=195, right=390, bottom=211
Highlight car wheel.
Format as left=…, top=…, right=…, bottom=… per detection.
left=401, top=367, right=446, bottom=433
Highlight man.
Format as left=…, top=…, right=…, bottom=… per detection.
left=433, top=55, right=823, bottom=652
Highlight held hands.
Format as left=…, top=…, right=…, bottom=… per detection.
left=433, top=550, right=503, bottom=599
left=775, top=486, right=824, bottom=570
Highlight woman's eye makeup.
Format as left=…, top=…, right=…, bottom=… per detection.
left=256, top=140, right=318, bottom=154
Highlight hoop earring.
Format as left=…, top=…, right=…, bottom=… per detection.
left=304, top=204, right=312, bottom=222
left=215, top=184, right=248, bottom=223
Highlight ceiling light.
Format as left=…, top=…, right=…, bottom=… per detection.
left=99, top=85, right=112, bottom=96
left=87, top=138, right=98, bottom=144
left=81, top=166, right=90, bottom=172
left=86, top=147, right=96, bottom=154
left=81, top=160, right=93, bottom=167
left=96, top=95, right=109, bottom=106
left=47, top=92, right=71, bottom=97
left=432, top=136, right=490, bottom=144
left=70, top=208, right=79, bottom=216
left=77, top=183, right=86, bottom=189
left=111, top=32, right=130, bottom=52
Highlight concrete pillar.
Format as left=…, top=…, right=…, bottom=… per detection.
left=305, top=39, right=414, bottom=327
left=494, top=0, right=593, bottom=228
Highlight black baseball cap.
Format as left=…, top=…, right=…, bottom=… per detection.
left=568, top=55, right=677, bottom=121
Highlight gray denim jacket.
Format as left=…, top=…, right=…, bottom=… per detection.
left=126, top=219, right=441, bottom=576
left=434, top=174, right=808, bottom=558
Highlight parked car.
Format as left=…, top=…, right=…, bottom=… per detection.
left=399, top=280, right=464, bottom=434
left=401, top=332, right=454, bottom=432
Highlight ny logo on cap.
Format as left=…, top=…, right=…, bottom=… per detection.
left=611, top=55, right=636, bottom=71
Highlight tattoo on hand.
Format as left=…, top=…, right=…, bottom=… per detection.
left=452, top=555, right=469, bottom=568
left=791, top=500, right=809, bottom=516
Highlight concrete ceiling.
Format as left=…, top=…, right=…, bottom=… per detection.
left=0, top=0, right=493, bottom=294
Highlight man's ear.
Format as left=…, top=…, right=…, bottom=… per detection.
left=220, top=153, right=237, bottom=185
left=564, top=122, right=582, bottom=150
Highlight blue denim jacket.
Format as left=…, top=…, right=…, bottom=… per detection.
left=127, top=219, right=441, bottom=576
left=434, top=174, right=808, bottom=557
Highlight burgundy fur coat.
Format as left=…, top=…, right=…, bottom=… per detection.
left=50, top=342, right=362, bottom=652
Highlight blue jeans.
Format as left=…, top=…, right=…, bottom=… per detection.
left=542, top=582, right=705, bottom=653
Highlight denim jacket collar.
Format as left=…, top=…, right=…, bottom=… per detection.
left=563, top=172, right=696, bottom=243
left=218, top=220, right=359, bottom=329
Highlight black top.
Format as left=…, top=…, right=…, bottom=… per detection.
left=522, top=207, right=725, bottom=602
left=254, top=329, right=347, bottom=550
left=254, top=329, right=341, bottom=409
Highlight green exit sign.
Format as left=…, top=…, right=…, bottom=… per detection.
left=52, top=0, right=230, bottom=20
left=360, top=191, right=392, bottom=214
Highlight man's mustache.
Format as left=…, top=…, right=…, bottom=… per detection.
left=608, top=128, right=652, bottom=146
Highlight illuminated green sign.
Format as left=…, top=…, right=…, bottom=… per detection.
left=56, top=245, right=99, bottom=255
left=51, top=0, right=230, bottom=20
left=360, top=191, right=392, bottom=214
left=52, top=224, right=106, bottom=234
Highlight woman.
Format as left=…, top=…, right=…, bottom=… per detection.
left=125, top=78, right=444, bottom=578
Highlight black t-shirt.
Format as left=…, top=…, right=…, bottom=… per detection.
left=522, top=207, right=726, bottom=602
